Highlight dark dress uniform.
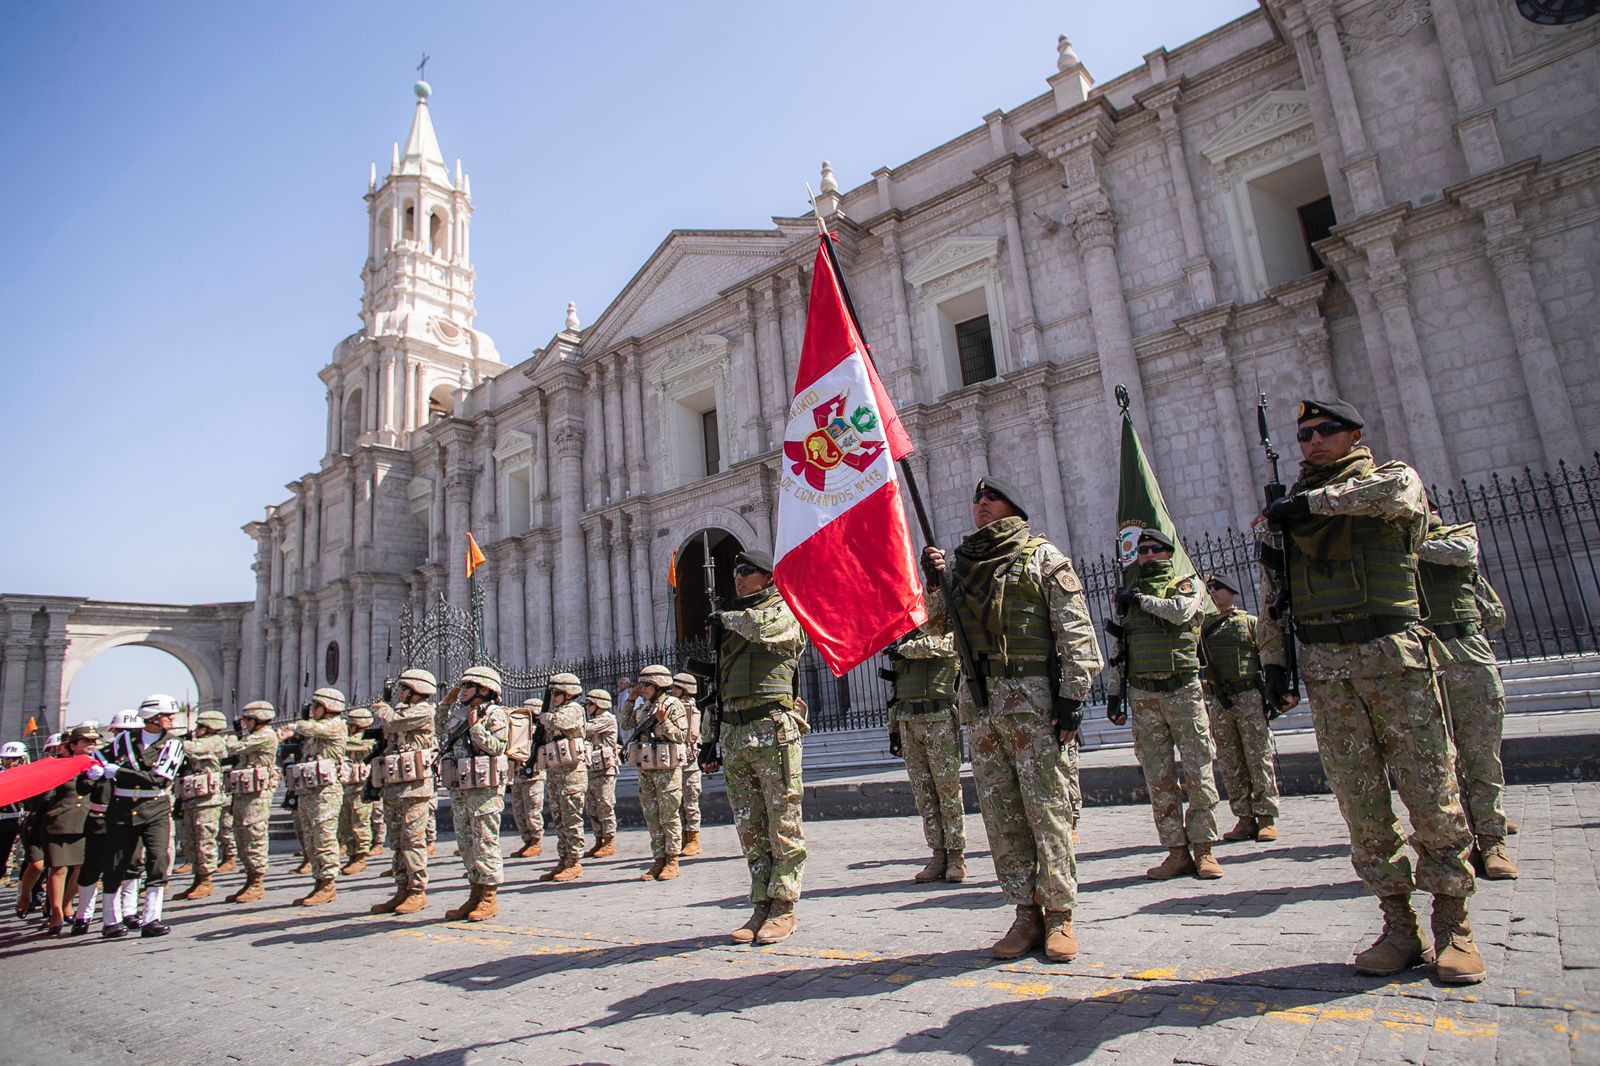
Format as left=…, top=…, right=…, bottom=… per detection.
left=102, top=731, right=183, bottom=897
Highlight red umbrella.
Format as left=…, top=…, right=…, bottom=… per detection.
left=0, top=755, right=95, bottom=807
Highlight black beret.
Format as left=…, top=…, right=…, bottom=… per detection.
left=735, top=550, right=774, bottom=574
left=975, top=476, right=1029, bottom=522
left=1296, top=398, right=1364, bottom=428
left=1138, top=527, right=1175, bottom=550
left=1205, top=573, right=1240, bottom=594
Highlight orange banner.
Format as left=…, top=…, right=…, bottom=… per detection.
left=465, top=532, right=487, bottom=578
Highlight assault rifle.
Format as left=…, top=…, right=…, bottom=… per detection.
left=695, top=531, right=725, bottom=773
left=1256, top=392, right=1301, bottom=713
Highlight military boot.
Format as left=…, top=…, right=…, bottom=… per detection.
left=427, top=843, right=437, bottom=857
left=299, top=879, right=337, bottom=907
left=658, top=857, right=681, bottom=881
left=291, top=861, right=312, bottom=875
left=991, top=905, right=1045, bottom=959
left=1432, top=896, right=1487, bottom=984
left=945, top=851, right=968, bottom=883
left=369, top=887, right=408, bottom=915
left=445, top=884, right=483, bottom=920
left=913, top=850, right=948, bottom=883
left=1191, top=844, right=1224, bottom=879
left=1353, top=894, right=1434, bottom=976
left=1506, top=819, right=1519, bottom=835
left=551, top=860, right=583, bottom=883
left=1477, top=835, right=1519, bottom=880
left=681, top=832, right=702, bottom=857
left=173, top=862, right=193, bottom=876
left=730, top=902, right=771, bottom=945
left=174, top=873, right=212, bottom=901
left=341, top=856, right=368, bottom=876
left=1222, top=817, right=1258, bottom=842
left=231, top=876, right=267, bottom=904
left=515, top=841, right=543, bottom=859
left=1146, top=847, right=1195, bottom=880
left=214, top=859, right=237, bottom=874
left=367, top=844, right=385, bottom=857
left=1255, top=818, right=1279, bottom=842
left=755, top=899, right=798, bottom=944
left=1044, top=911, right=1078, bottom=962
left=392, top=890, right=429, bottom=915
left=639, top=858, right=666, bottom=881
left=590, top=837, right=616, bottom=859
left=466, top=886, right=498, bottom=922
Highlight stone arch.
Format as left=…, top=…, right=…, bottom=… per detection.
left=669, top=519, right=753, bottom=640
left=60, top=630, right=222, bottom=721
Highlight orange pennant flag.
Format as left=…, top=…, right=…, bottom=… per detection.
left=668, top=548, right=678, bottom=590
left=465, top=532, right=487, bottom=578
left=23, top=716, right=38, bottom=735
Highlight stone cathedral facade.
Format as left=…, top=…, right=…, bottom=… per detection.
left=11, top=0, right=1588, bottom=731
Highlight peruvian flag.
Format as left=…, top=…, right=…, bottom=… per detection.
left=772, top=236, right=926, bottom=675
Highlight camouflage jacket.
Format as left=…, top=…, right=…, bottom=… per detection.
left=436, top=701, right=510, bottom=761
left=291, top=715, right=348, bottom=762
left=620, top=692, right=689, bottom=746
left=719, top=588, right=806, bottom=717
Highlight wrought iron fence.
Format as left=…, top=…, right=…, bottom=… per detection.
left=373, top=457, right=1600, bottom=733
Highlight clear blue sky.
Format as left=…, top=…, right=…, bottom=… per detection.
left=1, top=0, right=1257, bottom=720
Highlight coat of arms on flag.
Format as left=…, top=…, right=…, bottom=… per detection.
left=784, top=392, right=886, bottom=493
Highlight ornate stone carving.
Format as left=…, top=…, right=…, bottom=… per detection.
left=1341, top=0, right=1434, bottom=58
left=1066, top=199, right=1116, bottom=250
left=552, top=424, right=585, bottom=459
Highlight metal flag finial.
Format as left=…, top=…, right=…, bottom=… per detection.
left=1114, top=383, right=1130, bottom=412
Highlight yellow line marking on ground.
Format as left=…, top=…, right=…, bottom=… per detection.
left=392, top=929, right=515, bottom=948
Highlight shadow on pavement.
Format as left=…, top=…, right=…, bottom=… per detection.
left=1132, top=879, right=1365, bottom=916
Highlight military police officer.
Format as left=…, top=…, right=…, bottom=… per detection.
left=922, top=477, right=1102, bottom=963
left=97, top=694, right=186, bottom=938
left=370, top=668, right=439, bottom=916
left=536, top=672, right=590, bottom=883
left=886, top=622, right=967, bottom=884
left=437, top=665, right=510, bottom=922
left=1199, top=574, right=1282, bottom=844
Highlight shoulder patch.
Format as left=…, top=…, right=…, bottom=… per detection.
left=1044, top=556, right=1082, bottom=594
left=1176, top=578, right=1196, bottom=595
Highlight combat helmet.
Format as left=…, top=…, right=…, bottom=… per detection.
left=459, top=665, right=503, bottom=698
left=636, top=664, right=673, bottom=690
left=196, top=710, right=228, bottom=733
left=585, top=689, right=613, bottom=710
left=239, top=701, right=276, bottom=723
left=397, top=668, right=438, bottom=698
left=311, top=687, right=347, bottom=713
left=671, top=672, right=699, bottom=696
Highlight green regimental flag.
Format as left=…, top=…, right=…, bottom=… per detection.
left=1114, top=396, right=1214, bottom=614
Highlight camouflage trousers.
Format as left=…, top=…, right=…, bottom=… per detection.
left=638, top=768, right=684, bottom=860
left=1205, top=689, right=1281, bottom=820
left=294, top=785, right=342, bottom=881
left=368, top=802, right=384, bottom=849
left=586, top=769, right=618, bottom=840
left=1441, top=657, right=1509, bottom=839
left=182, top=802, right=224, bottom=874
left=425, top=793, right=438, bottom=847
left=231, top=793, right=273, bottom=879
left=899, top=710, right=967, bottom=852
left=1130, top=678, right=1220, bottom=848
left=1308, top=667, right=1476, bottom=898
left=965, top=703, right=1078, bottom=912
left=175, top=808, right=193, bottom=867
left=724, top=730, right=806, bottom=904
left=509, top=768, right=547, bottom=845
left=1064, top=732, right=1082, bottom=831
left=382, top=791, right=432, bottom=892
left=339, top=786, right=375, bottom=858
left=548, top=763, right=589, bottom=864
left=449, top=787, right=505, bottom=886
left=218, top=804, right=235, bottom=861
left=680, top=766, right=703, bottom=834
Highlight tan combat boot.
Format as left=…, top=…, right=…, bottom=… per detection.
left=341, top=856, right=367, bottom=875
left=1255, top=818, right=1279, bottom=842
left=551, top=861, right=583, bottom=883
left=232, top=876, right=267, bottom=904
left=214, top=859, right=237, bottom=874
left=913, top=850, right=948, bottom=883
left=730, top=902, right=771, bottom=945
left=1432, top=895, right=1487, bottom=984
left=755, top=899, right=798, bottom=944
left=392, top=890, right=429, bottom=915
left=1506, top=819, right=1519, bottom=835
left=1353, top=894, right=1435, bottom=975
left=1191, top=844, right=1224, bottom=880
left=1222, top=817, right=1258, bottom=842
left=991, top=905, right=1045, bottom=959
left=639, top=858, right=667, bottom=881
left=1146, top=847, right=1195, bottom=880
left=590, top=837, right=616, bottom=859
left=445, top=884, right=483, bottom=920
left=299, top=879, right=337, bottom=907
left=681, top=831, right=701, bottom=857
left=174, top=873, right=212, bottom=901
left=1477, top=836, right=1519, bottom=880
left=515, top=841, right=543, bottom=859
left=465, top=886, right=498, bottom=922
left=427, top=843, right=437, bottom=857
left=945, top=852, right=968, bottom=884
left=291, top=861, right=312, bottom=875
left=657, top=857, right=681, bottom=881
left=173, top=862, right=193, bottom=876
left=1072, top=827, right=1080, bottom=846
left=367, top=844, right=385, bottom=857
left=1044, top=910, right=1078, bottom=962
left=369, top=887, right=408, bottom=914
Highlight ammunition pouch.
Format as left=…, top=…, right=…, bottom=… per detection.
left=535, top=738, right=588, bottom=770
left=177, top=771, right=222, bottom=800
left=371, top=749, right=431, bottom=787
left=338, top=760, right=372, bottom=786
left=586, top=744, right=619, bottom=771
left=285, top=758, right=339, bottom=793
left=224, top=766, right=275, bottom=796
left=627, top=741, right=689, bottom=770
left=439, top=755, right=510, bottom=790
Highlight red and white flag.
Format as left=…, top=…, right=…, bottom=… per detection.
left=772, top=236, right=926, bottom=676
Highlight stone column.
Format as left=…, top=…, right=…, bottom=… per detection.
left=1307, top=0, right=1384, bottom=213
left=1320, top=240, right=1411, bottom=456
left=982, top=164, right=1043, bottom=365
left=5, top=633, right=34, bottom=741
left=603, top=359, right=626, bottom=500
left=876, top=223, right=923, bottom=403
left=353, top=585, right=372, bottom=700
left=631, top=525, right=654, bottom=648
left=298, top=601, right=317, bottom=706
left=502, top=555, right=526, bottom=666
left=445, top=470, right=471, bottom=608
left=1363, top=244, right=1453, bottom=484
left=782, top=268, right=808, bottom=401
left=379, top=350, right=397, bottom=442
left=1014, top=370, right=1071, bottom=551
left=334, top=586, right=353, bottom=690
left=1147, top=85, right=1217, bottom=309
left=531, top=390, right=551, bottom=527
left=1181, top=308, right=1258, bottom=530
left=1429, top=0, right=1504, bottom=176
left=758, top=287, right=788, bottom=447
left=588, top=522, right=614, bottom=655
left=39, top=634, right=67, bottom=731
left=529, top=544, right=555, bottom=663
left=1071, top=201, right=1151, bottom=438
left=585, top=367, right=607, bottom=507
left=325, top=388, right=337, bottom=458
left=611, top=518, right=635, bottom=653
left=480, top=570, right=499, bottom=659
left=219, top=641, right=239, bottom=713
left=263, top=621, right=281, bottom=706
left=622, top=350, right=647, bottom=493
left=553, top=426, right=590, bottom=659
left=730, top=305, right=762, bottom=460
left=1267, top=273, right=1338, bottom=399
left=954, top=398, right=991, bottom=487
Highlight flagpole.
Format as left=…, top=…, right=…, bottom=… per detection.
left=805, top=186, right=985, bottom=705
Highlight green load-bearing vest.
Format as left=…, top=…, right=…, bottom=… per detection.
left=955, top=539, right=1054, bottom=661
left=719, top=593, right=798, bottom=708
left=1290, top=516, right=1420, bottom=622
left=1201, top=610, right=1259, bottom=685
left=1123, top=601, right=1201, bottom=677
left=1418, top=559, right=1478, bottom=626
left=894, top=655, right=959, bottom=705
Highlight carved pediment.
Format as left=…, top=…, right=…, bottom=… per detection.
left=492, top=429, right=533, bottom=463
left=903, top=237, right=1002, bottom=289
left=1201, top=90, right=1313, bottom=167
left=649, top=333, right=732, bottom=388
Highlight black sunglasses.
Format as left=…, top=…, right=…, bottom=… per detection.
left=973, top=489, right=1005, bottom=504
left=733, top=564, right=762, bottom=577
left=1296, top=420, right=1350, bottom=443
left=1136, top=544, right=1171, bottom=556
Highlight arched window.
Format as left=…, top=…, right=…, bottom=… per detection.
left=428, top=383, right=454, bottom=421
left=429, top=211, right=446, bottom=256
left=403, top=202, right=416, bottom=241
left=341, top=389, right=364, bottom=450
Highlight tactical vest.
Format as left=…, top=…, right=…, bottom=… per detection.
left=956, top=539, right=1054, bottom=661
left=1201, top=610, right=1259, bottom=684
left=1418, top=559, right=1477, bottom=626
left=720, top=591, right=798, bottom=708
left=1123, top=602, right=1201, bottom=677
left=1289, top=516, right=1420, bottom=622
left=895, top=655, right=959, bottom=706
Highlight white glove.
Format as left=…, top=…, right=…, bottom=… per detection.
left=88, top=762, right=120, bottom=781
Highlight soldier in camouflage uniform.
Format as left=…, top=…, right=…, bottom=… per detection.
left=1199, top=574, right=1282, bottom=844
left=1106, top=528, right=1222, bottom=881
left=583, top=690, right=621, bottom=857
left=172, top=710, right=231, bottom=901
left=370, top=668, right=438, bottom=916
left=1418, top=510, right=1518, bottom=881
left=1259, top=398, right=1484, bottom=984
left=338, top=704, right=378, bottom=874
left=536, top=673, right=590, bottom=882
left=923, top=477, right=1102, bottom=963
left=223, top=702, right=280, bottom=903
left=672, top=673, right=704, bottom=857
left=703, top=551, right=807, bottom=945
left=437, top=665, right=510, bottom=922
left=624, top=664, right=691, bottom=882
left=279, top=688, right=348, bottom=906
left=508, top=697, right=548, bottom=859
left=886, top=623, right=968, bottom=884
